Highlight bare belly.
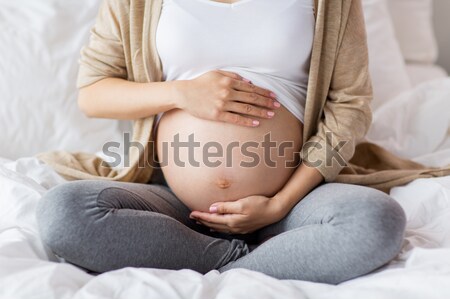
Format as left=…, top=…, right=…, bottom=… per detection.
left=155, top=105, right=303, bottom=212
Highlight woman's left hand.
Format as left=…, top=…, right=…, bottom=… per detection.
left=189, top=195, right=285, bottom=234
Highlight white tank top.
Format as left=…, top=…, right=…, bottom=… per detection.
left=154, top=0, right=315, bottom=126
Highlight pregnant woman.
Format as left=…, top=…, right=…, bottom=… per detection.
left=36, top=0, right=407, bottom=284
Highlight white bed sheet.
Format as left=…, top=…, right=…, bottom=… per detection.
left=1, top=78, right=450, bottom=298
left=1, top=158, right=450, bottom=299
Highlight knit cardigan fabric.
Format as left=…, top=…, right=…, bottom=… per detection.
left=36, top=0, right=450, bottom=193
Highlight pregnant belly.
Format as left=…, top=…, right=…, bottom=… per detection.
left=155, top=105, right=303, bottom=212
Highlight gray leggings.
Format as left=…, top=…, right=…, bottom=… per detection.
left=36, top=175, right=406, bottom=284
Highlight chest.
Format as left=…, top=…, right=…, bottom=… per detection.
left=155, top=0, right=315, bottom=80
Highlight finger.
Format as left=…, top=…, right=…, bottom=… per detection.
left=230, top=89, right=280, bottom=110
left=199, top=220, right=241, bottom=234
left=224, top=101, right=275, bottom=119
left=231, top=80, right=280, bottom=106
left=214, top=70, right=248, bottom=82
left=190, top=211, right=231, bottom=225
left=210, top=201, right=245, bottom=214
left=218, top=112, right=260, bottom=127
left=197, top=220, right=230, bottom=231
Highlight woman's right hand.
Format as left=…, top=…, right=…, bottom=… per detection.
left=175, top=70, right=281, bottom=127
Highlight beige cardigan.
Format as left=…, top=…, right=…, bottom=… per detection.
left=36, top=0, right=450, bottom=193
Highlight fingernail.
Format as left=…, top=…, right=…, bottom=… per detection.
left=270, top=92, right=277, bottom=99
left=209, top=206, right=218, bottom=213
left=243, top=78, right=251, bottom=83
left=267, top=111, right=275, bottom=117
left=252, top=120, right=260, bottom=126
left=196, top=221, right=201, bottom=225
left=273, top=101, right=281, bottom=108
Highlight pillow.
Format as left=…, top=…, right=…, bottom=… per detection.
left=405, top=64, right=448, bottom=87
left=362, top=0, right=413, bottom=110
left=366, top=78, right=450, bottom=160
left=387, top=0, right=439, bottom=64
left=0, top=0, right=127, bottom=160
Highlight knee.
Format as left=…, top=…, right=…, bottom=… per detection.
left=344, top=186, right=407, bottom=265
left=36, top=181, right=94, bottom=257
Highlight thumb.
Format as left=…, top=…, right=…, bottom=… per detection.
left=210, top=201, right=243, bottom=214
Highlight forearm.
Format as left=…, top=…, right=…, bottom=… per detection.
left=273, top=161, right=325, bottom=216
left=77, top=78, right=186, bottom=120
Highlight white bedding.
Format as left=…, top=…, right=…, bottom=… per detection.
left=1, top=160, right=450, bottom=299
left=406, top=64, right=448, bottom=87
left=1, top=78, right=450, bottom=298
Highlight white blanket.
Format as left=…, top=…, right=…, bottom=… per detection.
left=1, top=78, right=450, bottom=298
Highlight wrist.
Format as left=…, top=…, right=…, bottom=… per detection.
left=272, top=194, right=292, bottom=218
left=269, top=195, right=290, bottom=220
left=170, top=80, right=189, bottom=110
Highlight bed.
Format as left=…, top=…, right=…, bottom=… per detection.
left=1, top=0, right=450, bottom=298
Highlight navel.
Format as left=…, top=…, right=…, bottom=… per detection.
left=216, top=178, right=232, bottom=189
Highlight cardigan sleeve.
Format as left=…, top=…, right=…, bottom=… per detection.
left=301, top=0, right=373, bottom=182
left=77, top=0, right=128, bottom=89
